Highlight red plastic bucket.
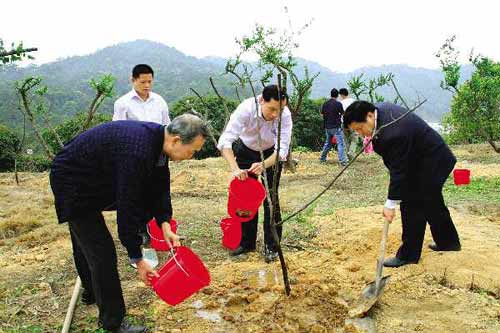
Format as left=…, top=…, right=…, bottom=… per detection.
left=228, top=178, right=266, bottom=222
left=151, top=246, right=210, bottom=306
left=148, top=219, right=178, bottom=251
left=453, top=169, right=470, bottom=185
left=220, top=217, right=242, bottom=250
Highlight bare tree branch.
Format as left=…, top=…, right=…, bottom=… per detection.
left=0, top=48, right=38, bottom=58
left=209, top=77, right=231, bottom=125
left=189, top=88, right=221, bottom=149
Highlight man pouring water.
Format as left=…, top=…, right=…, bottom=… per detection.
left=217, top=84, right=293, bottom=263
left=50, top=114, right=208, bottom=333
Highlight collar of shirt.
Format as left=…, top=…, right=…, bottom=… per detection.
left=130, top=89, right=154, bottom=103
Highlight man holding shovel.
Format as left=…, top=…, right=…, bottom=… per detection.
left=344, top=101, right=461, bottom=268
left=50, top=114, right=208, bottom=333
left=217, top=84, right=292, bottom=263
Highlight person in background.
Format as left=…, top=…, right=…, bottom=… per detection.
left=113, top=64, right=171, bottom=246
left=113, top=64, right=170, bottom=125
left=319, top=88, right=348, bottom=166
left=50, top=115, right=208, bottom=333
left=344, top=101, right=461, bottom=268
left=217, top=84, right=292, bottom=263
left=339, top=88, right=360, bottom=157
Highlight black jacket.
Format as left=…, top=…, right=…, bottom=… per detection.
left=321, top=99, right=344, bottom=129
left=372, top=103, right=456, bottom=201
left=50, top=121, right=172, bottom=259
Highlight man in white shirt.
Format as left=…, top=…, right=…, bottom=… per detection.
left=217, top=85, right=292, bottom=263
left=113, top=64, right=170, bottom=125
left=113, top=64, right=171, bottom=248
left=339, top=88, right=359, bottom=157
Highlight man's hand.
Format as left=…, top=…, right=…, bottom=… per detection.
left=383, top=207, right=395, bottom=223
left=164, top=230, right=181, bottom=247
left=161, top=222, right=181, bottom=247
left=232, top=168, right=248, bottom=180
left=248, top=162, right=264, bottom=175
left=136, top=259, right=159, bottom=286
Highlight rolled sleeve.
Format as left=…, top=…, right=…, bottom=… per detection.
left=112, top=101, right=127, bottom=121
left=217, top=104, right=249, bottom=151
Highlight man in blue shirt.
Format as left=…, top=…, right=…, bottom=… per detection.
left=50, top=114, right=208, bottom=333
left=320, top=88, right=348, bottom=165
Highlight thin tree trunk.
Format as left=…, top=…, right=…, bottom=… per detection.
left=14, top=158, right=19, bottom=185
left=80, top=93, right=103, bottom=133
left=18, top=90, right=54, bottom=159
left=487, top=140, right=500, bottom=153
left=41, top=113, right=64, bottom=149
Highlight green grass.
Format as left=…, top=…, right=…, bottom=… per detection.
left=444, top=176, right=500, bottom=203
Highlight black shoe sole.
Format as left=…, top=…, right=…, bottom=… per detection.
left=428, top=244, right=461, bottom=252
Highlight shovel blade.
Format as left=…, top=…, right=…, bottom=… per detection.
left=348, top=275, right=390, bottom=318
left=361, top=275, right=390, bottom=299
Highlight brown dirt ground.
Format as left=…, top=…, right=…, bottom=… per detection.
left=0, top=144, right=499, bottom=332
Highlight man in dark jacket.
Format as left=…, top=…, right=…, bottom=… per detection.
left=320, top=88, right=348, bottom=165
left=50, top=114, right=208, bottom=333
left=344, top=101, right=461, bottom=268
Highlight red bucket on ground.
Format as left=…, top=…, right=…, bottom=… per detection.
left=151, top=246, right=210, bottom=306
left=228, top=177, right=266, bottom=222
left=148, top=218, right=178, bottom=251
left=220, top=217, right=242, bottom=250
left=453, top=169, right=470, bottom=185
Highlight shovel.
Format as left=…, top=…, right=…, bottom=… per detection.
left=349, top=219, right=391, bottom=318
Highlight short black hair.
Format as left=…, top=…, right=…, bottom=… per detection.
left=330, top=88, right=339, bottom=98
left=339, top=88, right=349, bottom=96
left=343, top=101, right=376, bottom=128
left=262, top=84, right=288, bottom=102
left=132, top=64, right=154, bottom=79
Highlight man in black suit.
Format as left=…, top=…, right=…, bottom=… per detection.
left=344, top=101, right=461, bottom=268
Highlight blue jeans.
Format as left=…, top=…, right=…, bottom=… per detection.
left=320, top=127, right=347, bottom=163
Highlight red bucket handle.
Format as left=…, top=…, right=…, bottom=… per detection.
left=146, top=223, right=189, bottom=277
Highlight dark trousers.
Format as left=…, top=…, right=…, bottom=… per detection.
left=396, top=191, right=460, bottom=262
left=233, top=141, right=283, bottom=251
left=69, top=212, right=125, bottom=330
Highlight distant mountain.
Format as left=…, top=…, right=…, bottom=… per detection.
left=0, top=39, right=473, bottom=127
left=292, top=59, right=473, bottom=121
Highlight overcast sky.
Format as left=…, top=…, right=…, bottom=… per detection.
left=1, top=0, right=498, bottom=72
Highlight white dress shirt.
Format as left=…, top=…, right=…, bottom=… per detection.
left=340, top=97, right=355, bottom=111
left=217, top=97, right=293, bottom=161
left=113, top=89, right=170, bottom=125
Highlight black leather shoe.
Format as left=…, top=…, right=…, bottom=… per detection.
left=428, top=242, right=461, bottom=252
left=230, top=246, right=255, bottom=256
left=264, top=248, right=279, bottom=263
left=383, top=257, right=418, bottom=268
left=81, top=289, right=95, bottom=305
left=110, top=320, right=147, bottom=333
